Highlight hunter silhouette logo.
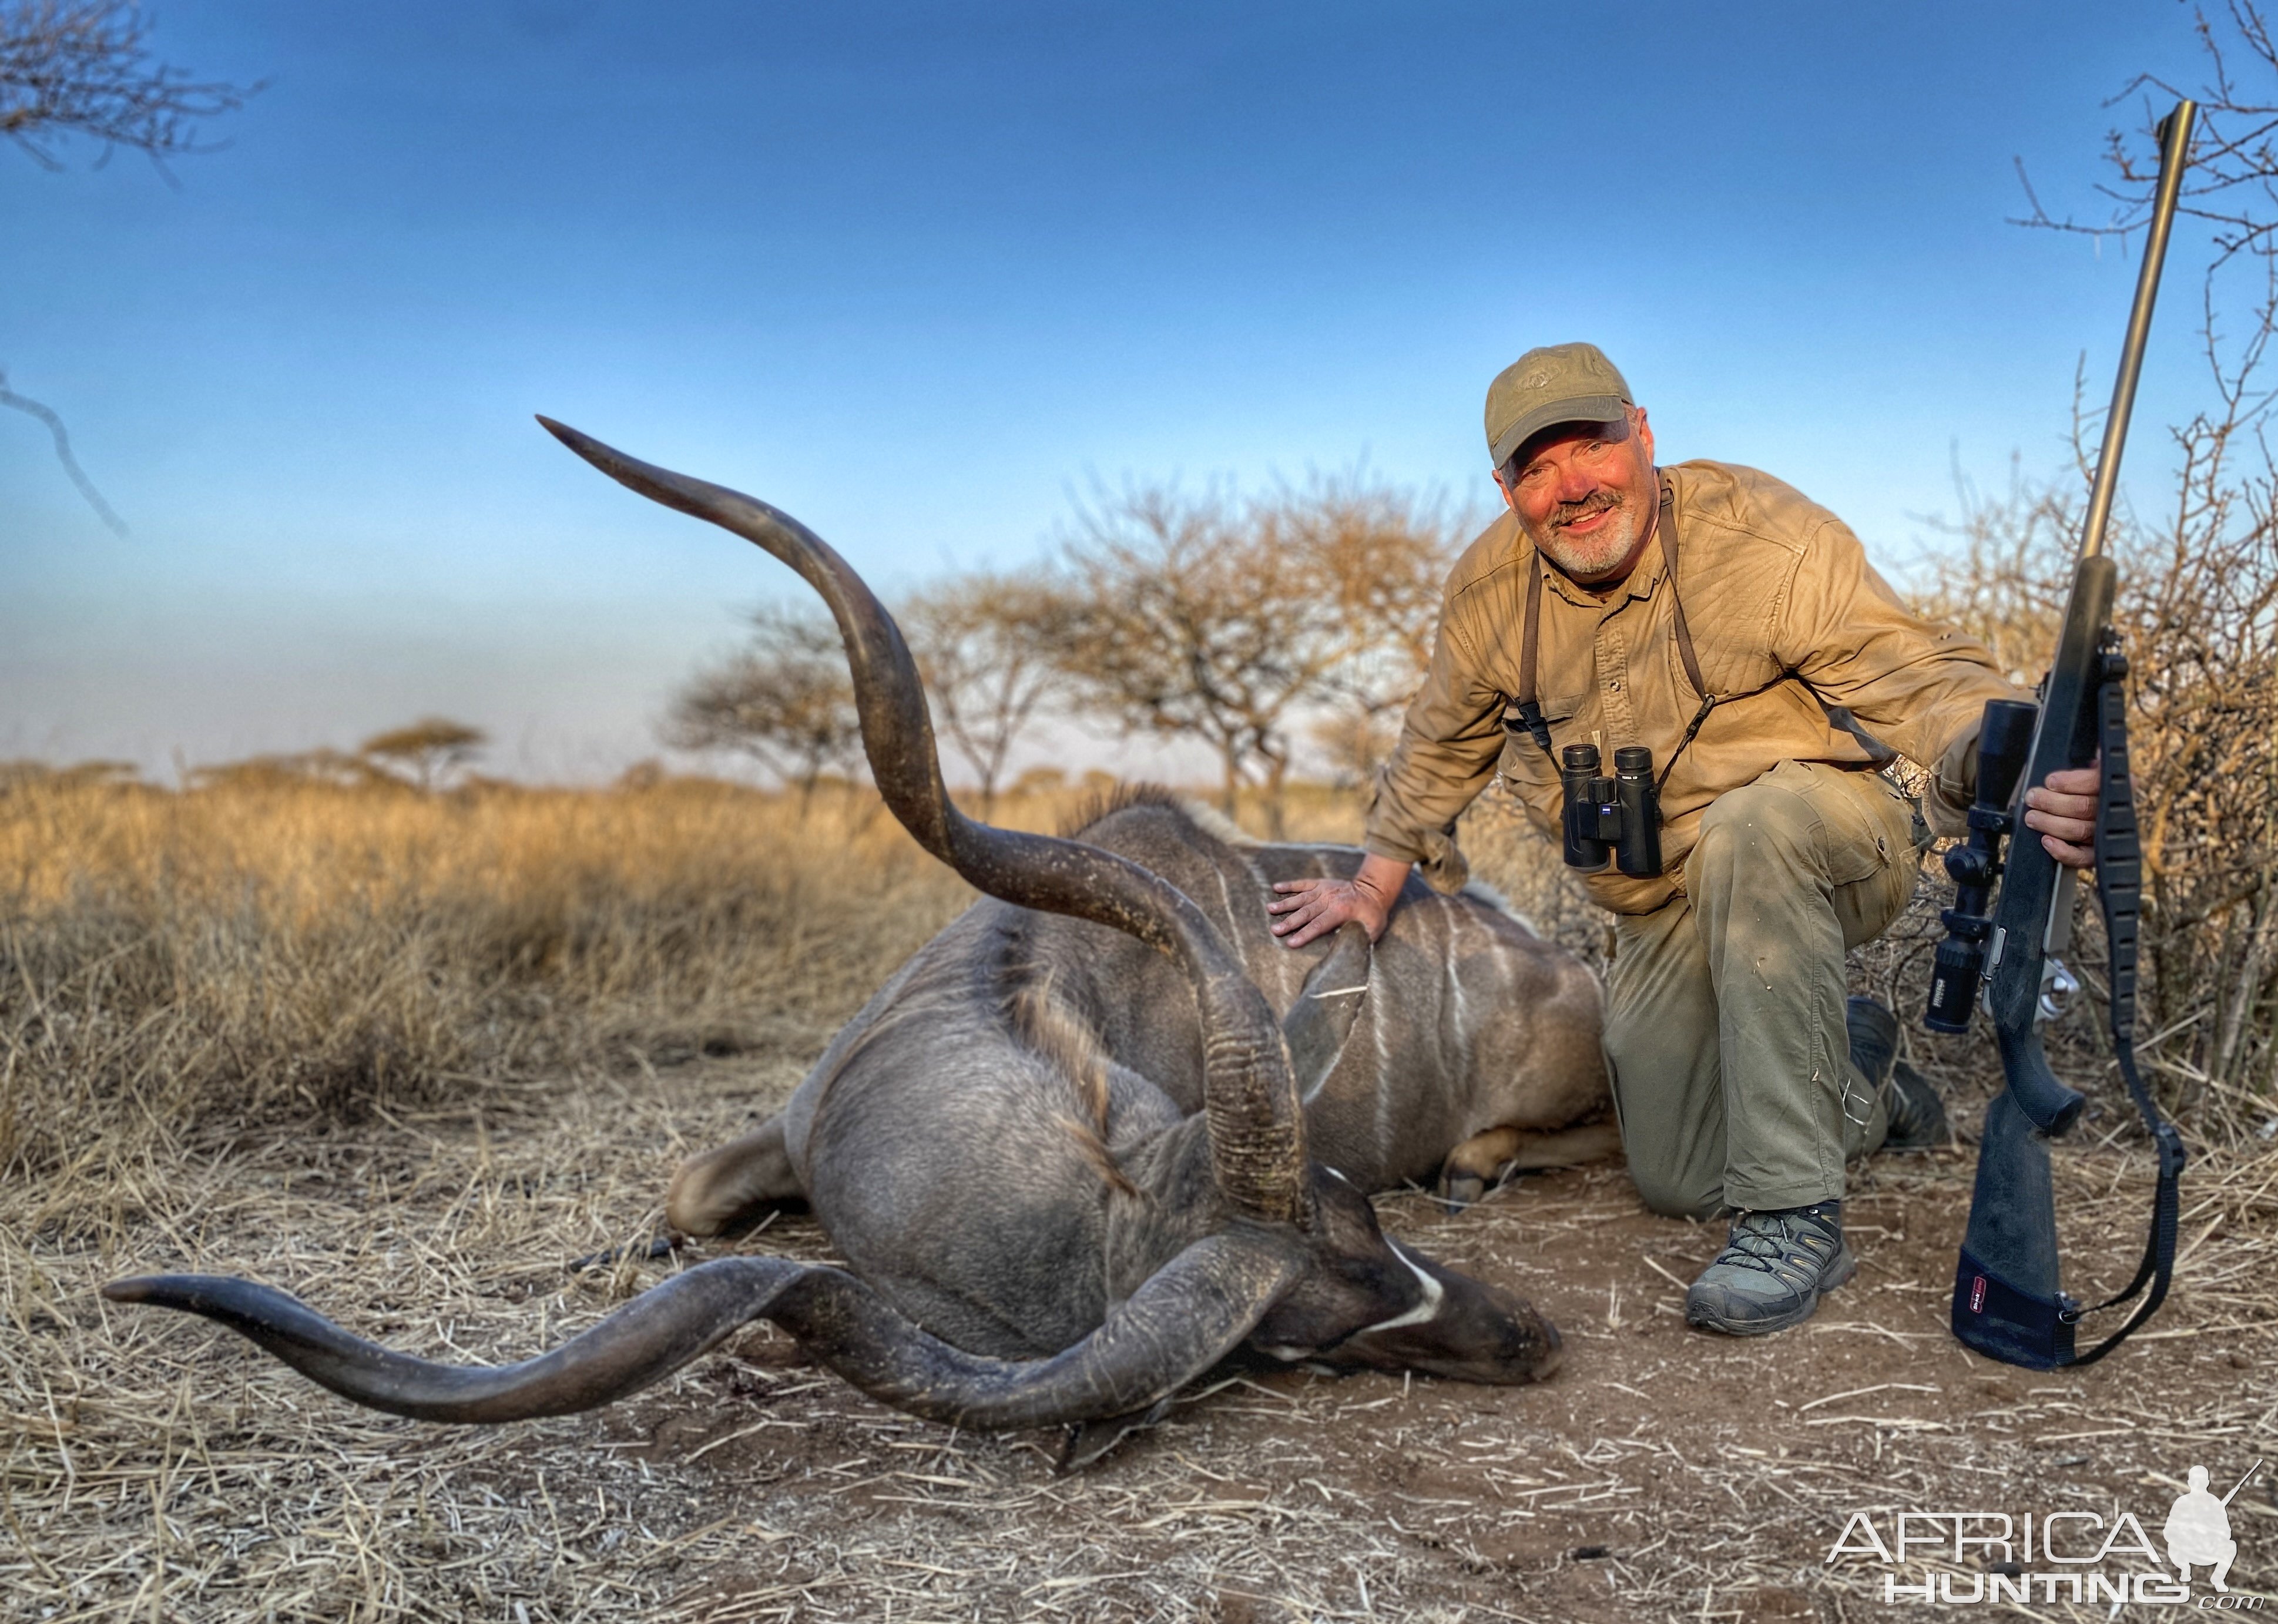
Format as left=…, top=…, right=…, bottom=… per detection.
left=2166, top=1459, right=2258, bottom=1593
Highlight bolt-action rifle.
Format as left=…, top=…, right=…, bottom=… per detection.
left=1924, top=100, right=2195, bottom=1370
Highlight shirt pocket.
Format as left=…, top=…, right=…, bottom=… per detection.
left=1497, top=689, right=1590, bottom=797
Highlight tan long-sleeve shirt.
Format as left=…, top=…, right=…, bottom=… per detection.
left=1364, top=459, right=2026, bottom=914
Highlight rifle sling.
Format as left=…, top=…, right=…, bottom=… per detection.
left=2065, top=646, right=2186, bottom=1367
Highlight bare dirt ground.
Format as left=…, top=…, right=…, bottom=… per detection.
left=9, top=1044, right=2272, bottom=1623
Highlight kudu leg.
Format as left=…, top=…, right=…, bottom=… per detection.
left=1438, top=1120, right=1625, bottom=1211
left=667, top=1114, right=804, bottom=1236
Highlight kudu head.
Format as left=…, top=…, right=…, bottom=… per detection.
left=100, top=422, right=1557, bottom=1457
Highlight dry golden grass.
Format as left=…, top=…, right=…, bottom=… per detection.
left=4, top=768, right=2270, bottom=1622
left=0, top=773, right=989, bottom=1206
left=0, top=767, right=1369, bottom=1214
left=8, top=1042, right=2268, bottom=1622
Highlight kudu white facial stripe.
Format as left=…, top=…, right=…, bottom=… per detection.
left=1358, top=1242, right=1445, bottom=1336
left=1256, top=1237, right=1447, bottom=1363
left=1313, top=1172, right=1447, bottom=1337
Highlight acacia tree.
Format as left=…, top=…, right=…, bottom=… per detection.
left=359, top=719, right=488, bottom=792
left=1049, top=483, right=1323, bottom=836
left=1286, top=474, right=1465, bottom=788
left=1308, top=709, right=1404, bottom=791
left=1050, top=475, right=1457, bottom=837
left=899, top=571, right=1069, bottom=817
left=665, top=604, right=864, bottom=814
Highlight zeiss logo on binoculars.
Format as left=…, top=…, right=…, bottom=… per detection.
left=1827, top=1459, right=2260, bottom=1608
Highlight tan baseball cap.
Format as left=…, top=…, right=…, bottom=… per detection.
left=1484, top=343, right=1633, bottom=469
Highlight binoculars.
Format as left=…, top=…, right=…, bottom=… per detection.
left=1560, top=743, right=1663, bottom=878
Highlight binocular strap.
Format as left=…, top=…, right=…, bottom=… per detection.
left=1507, top=482, right=1793, bottom=786
left=1952, top=655, right=2184, bottom=1369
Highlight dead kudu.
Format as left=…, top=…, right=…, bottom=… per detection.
left=105, top=422, right=1606, bottom=1464
left=673, top=793, right=1612, bottom=1235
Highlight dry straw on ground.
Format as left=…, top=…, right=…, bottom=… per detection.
left=4, top=770, right=2270, bottom=1622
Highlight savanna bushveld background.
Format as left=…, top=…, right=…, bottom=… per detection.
left=6, top=4, right=2278, bottom=1623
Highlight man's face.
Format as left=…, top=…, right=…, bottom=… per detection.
left=1496, top=407, right=1658, bottom=584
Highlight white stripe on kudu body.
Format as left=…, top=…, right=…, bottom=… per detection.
left=1371, top=1008, right=1393, bottom=1149
left=1445, top=905, right=1473, bottom=1088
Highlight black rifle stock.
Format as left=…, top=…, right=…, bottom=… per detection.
left=1940, top=100, right=2193, bottom=1370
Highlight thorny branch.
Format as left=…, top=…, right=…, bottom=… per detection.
left=6, top=4, right=257, bottom=530
left=1, top=0, right=257, bottom=175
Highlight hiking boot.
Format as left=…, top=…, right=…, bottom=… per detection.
left=1846, top=995, right=1899, bottom=1091
left=1685, top=1202, right=1856, bottom=1336
left=1880, top=1060, right=1949, bottom=1153
left=1846, top=994, right=1948, bottom=1152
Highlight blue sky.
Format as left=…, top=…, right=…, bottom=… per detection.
left=0, top=1, right=2217, bottom=781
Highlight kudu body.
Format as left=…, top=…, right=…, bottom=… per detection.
left=672, top=794, right=1613, bottom=1253
left=105, top=424, right=1599, bottom=1459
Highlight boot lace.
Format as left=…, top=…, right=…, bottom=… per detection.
left=1715, top=1209, right=1838, bottom=1280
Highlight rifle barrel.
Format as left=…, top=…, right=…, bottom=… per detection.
left=2079, top=100, right=2196, bottom=561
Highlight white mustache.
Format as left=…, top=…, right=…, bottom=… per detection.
left=1551, top=492, right=1622, bottom=529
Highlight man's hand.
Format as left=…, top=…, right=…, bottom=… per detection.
left=1267, top=853, right=1411, bottom=949
left=2022, top=759, right=2101, bottom=870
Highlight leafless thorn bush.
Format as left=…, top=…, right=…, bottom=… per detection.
left=898, top=572, right=1071, bottom=818
left=1919, top=12, right=2278, bottom=1140
left=665, top=605, right=867, bottom=817
left=0, top=0, right=258, bottom=172
left=1041, top=471, right=1467, bottom=838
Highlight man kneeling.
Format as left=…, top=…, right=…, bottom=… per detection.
left=1268, top=344, right=2099, bottom=1336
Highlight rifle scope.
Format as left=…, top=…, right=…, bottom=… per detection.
left=1924, top=699, right=2039, bottom=1032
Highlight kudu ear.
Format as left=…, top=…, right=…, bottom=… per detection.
left=1281, top=924, right=1373, bottom=1101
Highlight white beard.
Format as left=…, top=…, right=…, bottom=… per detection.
left=1526, top=491, right=1646, bottom=582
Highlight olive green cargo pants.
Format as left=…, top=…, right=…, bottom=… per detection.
left=1604, top=760, right=1924, bottom=1220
